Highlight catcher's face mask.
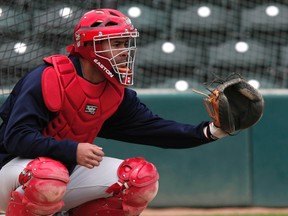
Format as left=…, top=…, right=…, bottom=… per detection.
left=66, top=9, right=139, bottom=86
left=93, top=33, right=138, bottom=86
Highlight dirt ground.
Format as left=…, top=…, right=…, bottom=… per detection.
left=142, top=207, right=288, bottom=215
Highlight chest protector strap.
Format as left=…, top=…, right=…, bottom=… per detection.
left=41, top=55, right=124, bottom=143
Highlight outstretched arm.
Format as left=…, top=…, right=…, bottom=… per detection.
left=99, top=88, right=217, bottom=149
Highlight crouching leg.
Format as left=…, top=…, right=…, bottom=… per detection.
left=6, top=157, right=70, bottom=216
left=69, top=157, right=159, bottom=216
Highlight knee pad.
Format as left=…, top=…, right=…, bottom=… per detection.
left=107, top=157, right=159, bottom=215
left=6, top=157, right=70, bottom=216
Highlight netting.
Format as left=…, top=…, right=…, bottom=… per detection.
left=0, top=0, right=287, bottom=95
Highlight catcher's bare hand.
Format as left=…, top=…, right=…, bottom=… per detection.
left=77, top=142, right=104, bottom=169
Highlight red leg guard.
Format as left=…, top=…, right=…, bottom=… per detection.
left=6, top=157, right=69, bottom=216
left=6, top=191, right=27, bottom=216
left=6, top=191, right=53, bottom=216
left=110, top=157, right=159, bottom=215
left=68, top=197, right=126, bottom=216
left=69, top=157, right=159, bottom=216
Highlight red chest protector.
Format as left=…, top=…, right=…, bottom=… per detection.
left=41, top=55, right=124, bottom=143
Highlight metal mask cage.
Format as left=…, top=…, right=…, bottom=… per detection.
left=93, top=31, right=139, bottom=85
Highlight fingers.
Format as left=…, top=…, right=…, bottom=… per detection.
left=87, top=146, right=104, bottom=168
left=91, top=145, right=104, bottom=157
left=76, top=143, right=105, bottom=169
left=87, top=149, right=103, bottom=167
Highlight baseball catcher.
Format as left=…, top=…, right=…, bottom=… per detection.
left=0, top=8, right=263, bottom=216
left=193, top=75, right=264, bottom=135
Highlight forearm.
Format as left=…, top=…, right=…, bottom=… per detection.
left=4, top=124, right=78, bottom=165
left=99, top=120, right=214, bottom=149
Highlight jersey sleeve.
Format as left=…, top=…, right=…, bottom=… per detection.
left=0, top=65, right=78, bottom=168
left=98, top=88, right=214, bottom=149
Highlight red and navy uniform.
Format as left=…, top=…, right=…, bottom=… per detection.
left=0, top=55, right=213, bottom=172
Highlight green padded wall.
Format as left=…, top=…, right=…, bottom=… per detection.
left=252, top=94, right=288, bottom=207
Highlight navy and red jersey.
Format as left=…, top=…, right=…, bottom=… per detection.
left=0, top=55, right=213, bottom=172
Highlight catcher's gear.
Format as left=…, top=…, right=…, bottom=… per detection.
left=6, top=157, right=69, bottom=216
left=68, top=197, right=125, bottom=216
left=66, top=9, right=139, bottom=86
left=194, top=77, right=264, bottom=134
left=112, top=157, right=159, bottom=215
left=42, top=55, right=124, bottom=143
left=69, top=157, right=159, bottom=216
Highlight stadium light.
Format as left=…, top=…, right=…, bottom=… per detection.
left=248, top=79, right=260, bottom=89
left=14, top=42, right=27, bottom=54
left=161, top=42, right=175, bottom=53
left=197, top=6, right=211, bottom=17
left=235, top=41, right=249, bottom=53
left=175, top=80, right=189, bottom=91
left=59, top=7, right=73, bottom=19
left=266, top=5, right=279, bottom=17
left=128, top=6, right=141, bottom=18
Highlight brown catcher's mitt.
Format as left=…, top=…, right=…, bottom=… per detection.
left=193, top=77, right=264, bottom=134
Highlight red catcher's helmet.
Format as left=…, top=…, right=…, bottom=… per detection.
left=66, top=9, right=139, bottom=86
